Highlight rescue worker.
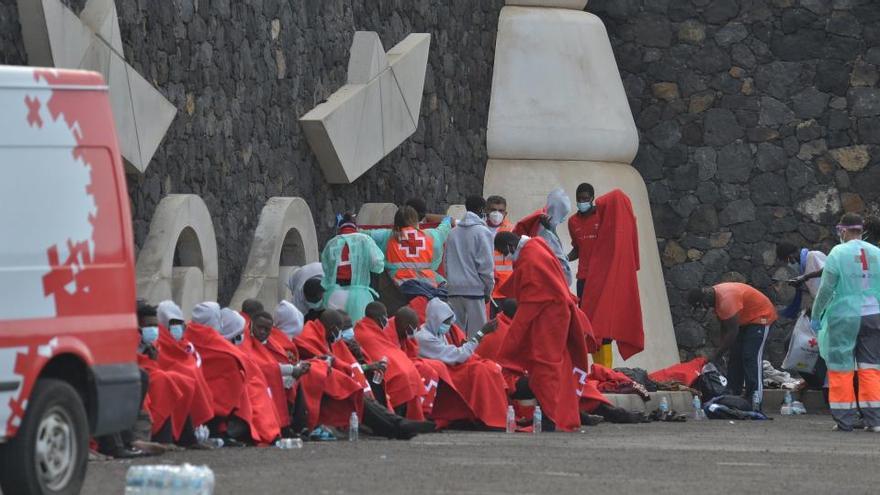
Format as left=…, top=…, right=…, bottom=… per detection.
left=486, top=195, right=514, bottom=316
left=382, top=206, right=445, bottom=287
left=320, top=212, right=385, bottom=320
left=812, top=213, right=880, bottom=432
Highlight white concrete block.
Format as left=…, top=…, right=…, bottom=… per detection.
left=300, top=32, right=431, bottom=184
left=127, top=64, right=177, bottom=172
left=487, top=7, right=638, bottom=163
left=483, top=158, right=678, bottom=371
left=230, top=197, right=320, bottom=311
left=136, top=195, right=219, bottom=312
left=446, top=204, right=467, bottom=221
left=505, top=0, right=588, bottom=9
left=357, top=203, right=398, bottom=225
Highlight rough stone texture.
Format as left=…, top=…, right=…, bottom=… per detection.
left=0, top=0, right=502, bottom=305
left=591, top=0, right=880, bottom=361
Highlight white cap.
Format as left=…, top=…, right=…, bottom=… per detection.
left=157, top=300, right=184, bottom=329
left=219, top=308, right=246, bottom=341
left=274, top=300, right=304, bottom=339
left=191, top=302, right=221, bottom=330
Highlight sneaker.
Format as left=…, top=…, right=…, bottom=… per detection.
left=832, top=424, right=854, bottom=432
left=867, top=426, right=880, bottom=433
left=308, top=425, right=337, bottom=441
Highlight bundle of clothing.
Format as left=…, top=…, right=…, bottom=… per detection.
left=762, top=360, right=805, bottom=390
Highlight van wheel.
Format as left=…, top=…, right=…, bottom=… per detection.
left=0, top=378, right=88, bottom=495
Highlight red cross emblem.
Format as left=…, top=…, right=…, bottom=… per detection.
left=400, top=231, right=426, bottom=258
left=25, top=95, right=43, bottom=128
left=858, top=249, right=870, bottom=271
left=808, top=338, right=817, bottom=348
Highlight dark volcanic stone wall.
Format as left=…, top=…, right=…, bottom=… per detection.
left=0, top=0, right=503, bottom=304
left=590, top=0, right=880, bottom=362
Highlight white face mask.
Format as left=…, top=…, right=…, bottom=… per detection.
left=487, top=211, right=504, bottom=226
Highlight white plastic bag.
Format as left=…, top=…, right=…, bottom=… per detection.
left=782, top=311, right=820, bottom=373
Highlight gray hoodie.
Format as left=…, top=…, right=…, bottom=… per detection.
left=444, top=211, right=495, bottom=297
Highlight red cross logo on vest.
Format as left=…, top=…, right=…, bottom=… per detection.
left=859, top=249, right=870, bottom=271
left=400, top=231, right=426, bottom=258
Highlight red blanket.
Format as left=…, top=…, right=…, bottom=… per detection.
left=185, top=323, right=279, bottom=444
left=137, top=354, right=194, bottom=437
left=294, top=320, right=366, bottom=427
left=513, top=208, right=547, bottom=237
left=155, top=327, right=215, bottom=438
left=580, top=189, right=644, bottom=359
left=355, top=318, right=426, bottom=420
left=497, top=237, right=595, bottom=431
left=649, top=357, right=707, bottom=387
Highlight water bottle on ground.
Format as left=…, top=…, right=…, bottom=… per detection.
left=506, top=405, right=516, bottom=433
left=780, top=391, right=793, bottom=416
left=275, top=438, right=303, bottom=449
left=791, top=400, right=807, bottom=415
left=752, top=390, right=762, bottom=412
left=125, top=464, right=215, bottom=495
left=533, top=406, right=542, bottom=434
left=349, top=412, right=359, bottom=441
left=658, top=396, right=670, bottom=418
left=205, top=437, right=224, bottom=448
left=692, top=396, right=705, bottom=420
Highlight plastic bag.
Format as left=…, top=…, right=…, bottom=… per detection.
left=781, top=311, right=819, bottom=374
left=697, top=362, right=729, bottom=401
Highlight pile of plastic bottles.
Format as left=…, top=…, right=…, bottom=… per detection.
left=125, top=464, right=215, bottom=494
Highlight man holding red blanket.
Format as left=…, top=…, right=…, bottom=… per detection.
left=570, top=186, right=644, bottom=364
left=494, top=232, right=598, bottom=432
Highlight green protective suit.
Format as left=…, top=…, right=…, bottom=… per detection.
left=321, top=232, right=385, bottom=321
left=364, top=217, right=453, bottom=284
left=812, top=240, right=880, bottom=372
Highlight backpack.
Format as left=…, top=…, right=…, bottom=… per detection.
left=697, top=362, right=730, bottom=400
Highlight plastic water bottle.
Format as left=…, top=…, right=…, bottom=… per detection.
left=372, top=356, right=388, bottom=384
left=205, top=437, right=224, bottom=448
left=194, top=424, right=210, bottom=444
left=125, top=464, right=214, bottom=495
left=752, top=390, right=762, bottom=412
left=780, top=391, right=793, bottom=416
left=349, top=412, right=359, bottom=441
left=533, top=406, right=542, bottom=434
left=506, top=405, right=516, bottom=433
left=659, top=397, right=669, bottom=414
left=692, top=396, right=705, bottom=420
left=275, top=438, right=303, bottom=449
left=791, top=400, right=807, bottom=415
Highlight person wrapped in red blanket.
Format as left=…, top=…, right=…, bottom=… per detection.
left=354, top=302, right=428, bottom=420
left=493, top=233, right=598, bottom=432
left=294, top=309, right=434, bottom=439
left=154, top=301, right=216, bottom=445
left=413, top=298, right=509, bottom=429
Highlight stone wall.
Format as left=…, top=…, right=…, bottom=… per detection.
left=590, top=0, right=880, bottom=362
left=0, top=0, right=501, bottom=303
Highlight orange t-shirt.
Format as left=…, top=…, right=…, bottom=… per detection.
left=713, top=283, right=777, bottom=326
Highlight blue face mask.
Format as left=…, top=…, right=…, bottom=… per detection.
left=436, top=322, right=452, bottom=336
left=340, top=328, right=355, bottom=341
left=577, top=201, right=593, bottom=214
left=306, top=300, right=323, bottom=311
left=170, top=323, right=185, bottom=341
left=141, top=326, right=159, bottom=345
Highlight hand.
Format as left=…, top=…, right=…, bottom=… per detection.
left=321, top=354, right=335, bottom=367
left=292, top=361, right=310, bottom=378
left=367, top=360, right=388, bottom=373
left=482, top=319, right=499, bottom=335
left=282, top=375, right=295, bottom=389
left=538, top=214, right=552, bottom=229
left=787, top=276, right=806, bottom=287
left=146, top=346, right=159, bottom=361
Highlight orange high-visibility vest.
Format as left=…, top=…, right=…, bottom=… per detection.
left=386, top=227, right=438, bottom=286
left=492, top=219, right=514, bottom=299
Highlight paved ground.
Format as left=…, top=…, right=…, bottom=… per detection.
left=84, top=415, right=880, bottom=495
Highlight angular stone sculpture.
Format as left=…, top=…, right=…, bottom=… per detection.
left=229, top=197, right=319, bottom=311
left=483, top=5, right=678, bottom=370
left=17, top=0, right=176, bottom=174
left=135, top=195, right=218, bottom=319
left=300, top=32, right=431, bottom=184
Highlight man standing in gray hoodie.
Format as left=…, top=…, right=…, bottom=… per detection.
left=445, top=196, right=496, bottom=337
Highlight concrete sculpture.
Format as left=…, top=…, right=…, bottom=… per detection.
left=300, top=32, right=431, bottom=184
left=135, top=194, right=218, bottom=319
left=17, top=0, right=176, bottom=174
left=229, top=197, right=319, bottom=311
left=483, top=3, right=678, bottom=370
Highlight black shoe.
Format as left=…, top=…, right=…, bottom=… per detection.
left=222, top=437, right=248, bottom=448
left=580, top=412, right=604, bottom=426
left=398, top=419, right=436, bottom=436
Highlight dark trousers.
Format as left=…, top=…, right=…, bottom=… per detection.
left=727, top=324, right=770, bottom=401
left=576, top=279, right=586, bottom=301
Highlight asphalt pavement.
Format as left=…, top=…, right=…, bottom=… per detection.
left=84, top=414, right=880, bottom=495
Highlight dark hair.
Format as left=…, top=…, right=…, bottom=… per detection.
left=465, top=195, right=486, bottom=214
left=253, top=310, right=273, bottom=322
left=241, top=298, right=264, bottom=317
left=840, top=212, right=864, bottom=228
left=576, top=183, right=595, bottom=198
left=394, top=205, right=420, bottom=232
left=494, top=231, right=520, bottom=253
left=137, top=302, right=157, bottom=319
left=365, top=301, right=387, bottom=322
left=775, top=241, right=798, bottom=261
left=486, top=195, right=507, bottom=208
left=337, top=212, right=357, bottom=228
left=686, top=288, right=705, bottom=307
left=405, top=198, right=427, bottom=220
left=303, top=278, right=325, bottom=302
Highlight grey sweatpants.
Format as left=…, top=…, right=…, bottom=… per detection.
left=447, top=296, right=487, bottom=338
